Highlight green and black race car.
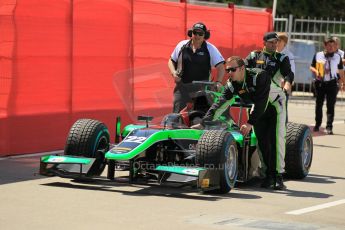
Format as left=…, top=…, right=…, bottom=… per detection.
left=40, top=82, right=313, bottom=194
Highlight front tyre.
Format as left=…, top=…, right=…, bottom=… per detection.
left=65, top=119, right=110, bottom=176
left=196, top=130, right=238, bottom=193
left=285, top=122, right=313, bottom=179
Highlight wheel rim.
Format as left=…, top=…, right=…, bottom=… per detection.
left=225, top=144, right=237, bottom=181
left=302, top=136, right=312, bottom=169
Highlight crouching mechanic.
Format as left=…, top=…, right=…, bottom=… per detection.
left=191, top=56, right=287, bottom=190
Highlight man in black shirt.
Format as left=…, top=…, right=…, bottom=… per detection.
left=192, top=56, right=287, bottom=190
left=168, top=22, right=225, bottom=113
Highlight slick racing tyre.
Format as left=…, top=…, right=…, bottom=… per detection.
left=65, top=119, right=110, bottom=176
left=196, top=130, right=238, bottom=194
left=285, top=122, right=313, bottom=179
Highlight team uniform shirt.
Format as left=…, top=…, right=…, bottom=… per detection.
left=336, top=49, right=345, bottom=70
left=170, top=40, right=225, bottom=83
left=311, top=51, right=343, bottom=81
left=245, top=50, right=294, bottom=87
left=202, top=68, right=271, bottom=126
left=337, top=49, right=345, bottom=59
left=280, top=47, right=295, bottom=75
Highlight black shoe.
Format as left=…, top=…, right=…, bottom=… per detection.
left=313, top=126, right=319, bottom=132
left=326, top=128, right=333, bottom=135
left=274, top=174, right=286, bottom=190
left=261, top=176, right=274, bottom=189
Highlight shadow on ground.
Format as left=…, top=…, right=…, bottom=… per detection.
left=236, top=175, right=336, bottom=199
left=0, top=156, right=45, bottom=185
left=41, top=179, right=262, bottom=201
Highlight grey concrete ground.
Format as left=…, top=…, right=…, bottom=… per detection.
left=0, top=99, right=344, bottom=230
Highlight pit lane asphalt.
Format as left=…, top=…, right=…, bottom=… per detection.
left=1, top=100, right=344, bottom=230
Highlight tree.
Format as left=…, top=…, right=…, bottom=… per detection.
left=198, top=0, right=345, bottom=19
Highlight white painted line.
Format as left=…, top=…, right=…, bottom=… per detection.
left=286, top=199, right=345, bottom=215
left=0, top=150, right=63, bottom=161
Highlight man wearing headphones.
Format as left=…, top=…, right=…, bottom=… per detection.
left=168, top=22, right=225, bottom=113
left=310, top=37, right=344, bottom=134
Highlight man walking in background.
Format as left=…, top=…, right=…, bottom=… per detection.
left=310, top=37, right=344, bottom=134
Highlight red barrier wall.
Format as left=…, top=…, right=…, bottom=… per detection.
left=0, top=0, right=272, bottom=156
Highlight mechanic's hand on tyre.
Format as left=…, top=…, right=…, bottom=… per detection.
left=191, top=123, right=204, bottom=130
left=240, top=123, right=252, bottom=136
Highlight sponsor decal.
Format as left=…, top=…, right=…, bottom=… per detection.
left=49, top=156, right=66, bottom=163
left=194, top=23, right=204, bottom=29
left=123, top=136, right=147, bottom=144
left=113, top=147, right=132, bottom=151
left=182, top=169, right=199, bottom=175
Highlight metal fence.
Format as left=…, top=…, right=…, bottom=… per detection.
left=274, top=15, right=345, bottom=105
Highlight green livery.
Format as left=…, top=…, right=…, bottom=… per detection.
left=39, top=81, right=313, bottom=194
left=155, top=166, right=205, bottom=176
left=41, top=155, right=92, bottom=165
left=106, top=129, right=203, bottom=160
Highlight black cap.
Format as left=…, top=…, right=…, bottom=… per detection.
left=263, top=32, right=278, bottom=42
left=192, top=22, right=207, bottom=32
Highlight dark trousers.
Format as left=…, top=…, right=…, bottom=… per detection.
left=314, top=80, right=339, bottom=129
left=254, top=104, right=278, bottom=177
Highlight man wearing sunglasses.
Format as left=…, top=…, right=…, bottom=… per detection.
left=191, top=56, right=287, bottom=190
left=168, top=22, right=225, bottom=113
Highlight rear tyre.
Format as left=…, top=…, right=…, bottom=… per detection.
left=65, top=119, right=110, bottom=176
left=285, top=122, right=313, bottom=179
left=196, top=130, right=238, bottom=193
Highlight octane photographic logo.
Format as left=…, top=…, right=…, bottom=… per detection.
left=112, top=63, right=174, bottom=122
left=132, top=162, right=226, bottom=171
